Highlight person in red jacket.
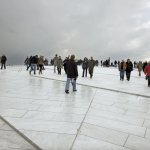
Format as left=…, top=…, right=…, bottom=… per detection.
left=144, top=61, right=150, bottom=87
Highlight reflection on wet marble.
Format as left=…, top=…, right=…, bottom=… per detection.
left=0, top=66, right=150, bottom=150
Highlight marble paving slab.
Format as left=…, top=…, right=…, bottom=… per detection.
left=72, top=135, right=130, bottom=150
left=0, top=119, right=36, bottom=150
left=125, top=135, right=150, bottom=150
left=80, top=123, right=128, bottom=146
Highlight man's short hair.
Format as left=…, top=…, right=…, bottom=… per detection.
left=70, top=55, right=75, bottom=60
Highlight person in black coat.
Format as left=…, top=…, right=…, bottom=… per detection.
left=65, top=55, right=78, bottom=94
left=63, top=57, right=69, bottom=74
left=126, top=59, right=133, bottom=81
left=1, top=55, right=7, bottom=69
left=82, top=57, right=88, bottom=77
left=29, top=55, right=38, bottom=75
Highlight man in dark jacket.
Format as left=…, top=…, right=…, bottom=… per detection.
left=63, top=57, right=69, bottom=74
left=82, top=57, right=88, bottom=77
left=126, top=59, right=133, bottom=81
left=29, top=55, right=38, bottom=75
left=65, top=55, right=78, bottom=94
left=1, top=55, right=7, bottom=69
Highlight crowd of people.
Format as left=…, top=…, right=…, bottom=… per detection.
left=23, top=54, right=150, bottom=91
left=24, top=55, right=47, bottom=75
left=0, top=54, right=150, bottom=93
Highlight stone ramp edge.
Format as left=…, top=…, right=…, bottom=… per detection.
left=0, top=115, right=42, bottom=150
left=34, top=75, right=150, bottom=99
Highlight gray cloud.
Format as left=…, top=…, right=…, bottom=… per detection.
left=0, top=0, right=150, bottom=64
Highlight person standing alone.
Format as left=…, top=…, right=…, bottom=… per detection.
left=38, top=56, right=44, bottom=74
left=88, top=57, right=95, bottom=78
left=126, top=59, right=133, bottom=81
left=65, top=55, right=78, bottom=94
left=53, top=54, right=58, bottom=73
left=1, top=54, right=7, bottom=69
left=82, top=57, right=88, bottom=77
left=119, top=60, right=126, bottom=81
left=137, top=61, right=143, bottom=76
left=57, top=56, right=63, bottom=75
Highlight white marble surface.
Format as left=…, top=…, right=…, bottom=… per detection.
left=0, top=108, right=27, bottom=118
left=143, top=120, right=150, bottom=128
left=0, top=119, right=4, bottom=128
left=5, top=117, right=80, bottom=134
left=23, top=110, right=84, bottom=123
left=38, top=105, right=87, bottom=115
left=72, top=135, right=130, bottom=150
left=145, top=128, right=150, bottom=139
left=113, top=103, right=150, bottom=113
left=90, top=103, right=126, bottom=114
left=0, top=66, right=150, bottom=149
left=1, top=123, right=13, bottom=131
left=126, top=110, right=150, bottom=120
left=125, top=135, right=150, bottom=150
left=84, top=115, right=146, bottom=137
left=0, top=101, right=40, bottom=110
left=80, top=123, right=128, bottom=146
left=21, top=130, right=75, bottom=150
left=87, top=109, right=144, bottom=126
left=0, top=130, right=36, bottom=150
left=0, top=119, right=36, bottom=150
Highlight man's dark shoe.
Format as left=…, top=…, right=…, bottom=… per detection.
left=65, top=90, right=69, bottom=94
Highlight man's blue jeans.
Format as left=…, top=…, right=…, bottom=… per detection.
left=120, top=70, right=125, bottom=80
left=30, top=64, right=36, bottom=74
left=65, top=78, right=76, bottom=91
left=54, top=65, right=57, bottom=73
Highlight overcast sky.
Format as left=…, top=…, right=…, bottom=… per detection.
left=0, top=0, right=150, bottom=64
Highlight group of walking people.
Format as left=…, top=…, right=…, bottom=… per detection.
left=53, top=54, right=96, bottom=78
left=82, top=57, right=95, bottom=78
left=118, top=59, right=133, bottom=81
left=53, top=54, right=63, bottom=75
left=25, top=54, right=150, bottom=91
left=118, top=59, right=150, bottom=86
left=63, top=55, right=150, bottom=93
left=24, top=55, right=45, bottom=75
